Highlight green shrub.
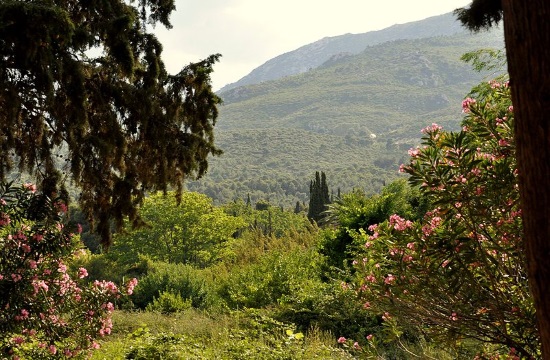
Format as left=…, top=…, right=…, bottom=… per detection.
left=275, top=280, right=380, bottom=339
left=217, top=248, right=321, bottom=309
left=146, top=291, right=193, bottom=313
left=132, top=261, right=210, bottom=309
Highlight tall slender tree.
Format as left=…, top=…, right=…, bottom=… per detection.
left=0, top=1, right=221, bottom=247
left=308, top=171, right=330, bottom=223
left=456, top=1, right=550, bottom=355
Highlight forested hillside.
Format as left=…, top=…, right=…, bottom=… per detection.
left=186, top=29, right=504, bottom=207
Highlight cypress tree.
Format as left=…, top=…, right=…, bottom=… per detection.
left=307, top=171, right=330, bottom=223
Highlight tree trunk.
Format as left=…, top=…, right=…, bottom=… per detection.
left=501, top=1, right=550, bottom=356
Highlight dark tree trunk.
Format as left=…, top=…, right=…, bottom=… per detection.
left=502, top=1, right=550, bottom=356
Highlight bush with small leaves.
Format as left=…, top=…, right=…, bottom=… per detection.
left=0, top=183, right=136, bottom=359
left=350, top=79, right=539, bottom=358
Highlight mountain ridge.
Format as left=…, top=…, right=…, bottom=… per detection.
left=218, top=12, right=467, bottom=92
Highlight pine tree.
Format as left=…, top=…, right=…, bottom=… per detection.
left=0, top=1, right=221, bottom=246
left=307, top=171, right=330, bottom=223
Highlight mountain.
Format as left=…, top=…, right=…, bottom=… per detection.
left=218, top=13, right=467, bottom=92
left=186, top=16, right=505, bottom=208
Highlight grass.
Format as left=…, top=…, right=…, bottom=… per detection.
left=90, top=310, right=356, bottom=360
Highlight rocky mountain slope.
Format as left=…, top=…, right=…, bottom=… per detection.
left=218, top=12, right=467, bottom=92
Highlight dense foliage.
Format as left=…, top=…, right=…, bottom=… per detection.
left=0, top=183, right=135, bottom=359
left=0, top=0, right=221, bottom=246
left=350, top=79, right=538, bottom=357
left=320, top=180, right=427, bottom=271
left=186, top=128, right=402, bottom=207
left=110, top=192, right=245, bottom=268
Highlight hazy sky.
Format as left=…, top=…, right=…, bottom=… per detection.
left=154, top=0, right=472, bottom=90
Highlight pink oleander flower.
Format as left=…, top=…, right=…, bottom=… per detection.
left=78, top=267, right=88, bottom=279
left=389, top=214, right=413, bottom=231
left=23, top=183, right=37, bottom=193
left=337, top=336, right=347, bottom=344
left=421, top=123, right=443, bottom=134
left=102, top=302, right=115, bottom=312
left=55, top=201, right=68, bottom=214
left=94, top=280, right=119, bottom=295
left=462, top=97, right=476, bottom=112
left=408, top=148, right=420, bottom=157
left=365, top=274, right=376, bottom=283
left=126, top=277, right=138, bottom=295
left=0, top=212, right=10, bottom=226
left=20, top=309, right=29, bottom=319
left=498, top=138, right=509, bottom=147
left=33, top=233, right=44, bottom=242
left=363, top=302, right=371, bottom=309
left=366, top=334, right=373, bottom=341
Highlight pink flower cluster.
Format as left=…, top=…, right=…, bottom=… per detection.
left=126, top=278, right=138, bottom=295
left=0, top=212, right=10, bottom=226
left=462, top=97, right=476, bottom=113
left=23, top=183, right=37, bottom=193
left=421, top=123, right=443, bottom=134
left=388, top=214, right=413, bottom=232
left=1, top=183, right=137, bottom=359
left=93, top=280, right=119, bottom=295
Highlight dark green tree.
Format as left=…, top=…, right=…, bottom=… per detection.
left=307, top=171, right=330, bottom=223
left=320, top=180, right=427, bottom=270
left=294, top=201, right=305, bottom=214
left=0, top=0, right=221, bottom=247
left=456, top=1, right=550, bottom=353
